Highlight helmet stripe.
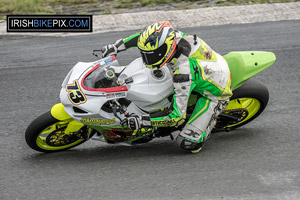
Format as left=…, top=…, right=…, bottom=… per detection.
left=159, top=27, right=170, bottom=47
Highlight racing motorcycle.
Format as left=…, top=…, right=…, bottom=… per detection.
left=25, top=51, right=276, bottom=152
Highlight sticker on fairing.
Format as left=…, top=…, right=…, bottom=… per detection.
left=97, top=60, right=106, bottom=66
left=96, top=56, right=115, bottom=66
left=80, top=118, right=116, bottom=125
left=106, top=92, right=126, bottom=99
left=66, top=80, right=87, bottom=105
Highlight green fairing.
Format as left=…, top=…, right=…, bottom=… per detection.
left=223, top=51, right=276, bottom=90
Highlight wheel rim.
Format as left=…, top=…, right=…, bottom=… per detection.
left=36, top=121, right=85, bottom=151
left=224, top=98, right=261, bottom=128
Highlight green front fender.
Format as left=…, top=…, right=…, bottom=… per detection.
left=223, top=51, right=276, bottom=90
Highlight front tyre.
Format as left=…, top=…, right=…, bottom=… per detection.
left=25, top=111, right=86, bottom=153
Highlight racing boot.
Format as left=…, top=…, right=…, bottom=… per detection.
left=176, top=124, right=208, bottom=153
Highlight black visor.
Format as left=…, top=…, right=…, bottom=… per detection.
left=140, top=43, right=168, bottom=65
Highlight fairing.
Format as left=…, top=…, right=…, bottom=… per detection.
left=60, top=56, right=173, bottom=128
left=224, top=51, right=276, bottom=90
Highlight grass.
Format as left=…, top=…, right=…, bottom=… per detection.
left=0, top=0, right=49, bottom=15
left=0, top=0, right=299, bottom=19
left=0, top=0, right=98, bottom=15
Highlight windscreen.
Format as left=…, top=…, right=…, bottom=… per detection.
left=83, top=65, right=120, bottom=89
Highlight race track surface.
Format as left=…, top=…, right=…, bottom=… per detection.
left=1, top=20, right=300, bottom=200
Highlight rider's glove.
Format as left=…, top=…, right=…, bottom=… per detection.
left=127, top=115, right=152, bottom=130
left=101, top=39, right=126, bottom=58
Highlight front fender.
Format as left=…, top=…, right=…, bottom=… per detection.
left=50, top=103, right=72, bottom=121
left=50, top=103, right=85, bottom=134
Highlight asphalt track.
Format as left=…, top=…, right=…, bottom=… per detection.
left=1, top=20, right=300, bottom=200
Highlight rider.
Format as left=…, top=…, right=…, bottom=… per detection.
left=101, top=21, right=232, bottom=153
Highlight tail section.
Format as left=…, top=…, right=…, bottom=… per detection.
left=223, top=51, right=276, bottom=90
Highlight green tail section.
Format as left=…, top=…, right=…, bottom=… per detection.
left=223, top=51, right=276, bottom=90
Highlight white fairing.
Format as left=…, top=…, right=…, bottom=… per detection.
left=119, top=58, right=173, bottom=111
left=60, top=56, right=173, bottom=126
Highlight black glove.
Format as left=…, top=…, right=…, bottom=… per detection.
left=101, top=39, right=125, bottom=58
left=126, top=115, right=152, bottom=130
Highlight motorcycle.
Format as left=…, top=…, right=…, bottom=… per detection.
left=25, top=51, right=276, bottom=152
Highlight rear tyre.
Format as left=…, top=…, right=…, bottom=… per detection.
left=25, top=111, right=86, bottom=153
left=217, top=79, right=269, bottom=130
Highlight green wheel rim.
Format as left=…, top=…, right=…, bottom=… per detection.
left=224, top=98, right=261, bottom=128
left=36, top=121, right=84, bottom=151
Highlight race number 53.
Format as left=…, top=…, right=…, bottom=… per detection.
left=66, top=80, right=87, bottom=105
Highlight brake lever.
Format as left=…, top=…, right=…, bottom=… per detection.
left=110, top=100, right=131, bottom=130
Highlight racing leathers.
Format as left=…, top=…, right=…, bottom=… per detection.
left=105, top=31, right=232, bottom=151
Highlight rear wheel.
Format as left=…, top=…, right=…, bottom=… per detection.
left=25, top=111, right=87, bottom=153
left=216, top=79, right=269, bottom=130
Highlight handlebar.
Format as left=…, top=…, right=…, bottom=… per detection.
left=92, top=49, right=103, bottom=58
left=92, top=49, right=118, bottom=58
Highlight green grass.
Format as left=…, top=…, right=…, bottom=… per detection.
left=0, top=0, right=98, bottom=15
left=0, top=0, right=49, bottom=15
left=0, top=0, right=299, bottom=18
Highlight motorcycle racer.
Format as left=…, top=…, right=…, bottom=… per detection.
left=101, top=21, right=232, bottom=153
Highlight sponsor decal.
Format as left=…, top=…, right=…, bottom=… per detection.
left=184, top=129, right=200, bottom=138
left=199, top=40, right=213, bottom=60
left=106, top=92, right=126, bottom=99
left=203, top=65, right=213, bottom=76
left=204, top=50, right=212, bottom=60
left=80, top=118, right=116, bottom=126
left=152, top=119, right=177, bottom=126
left=96, top=56, right=116, bottom=66
left=192, top=62, right=200, bottom=80
left=152, top=117, right=185, bottom=127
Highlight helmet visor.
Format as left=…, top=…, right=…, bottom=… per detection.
left=140, top=43, right=168, bottom=67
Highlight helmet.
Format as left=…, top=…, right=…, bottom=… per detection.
left=137, top=21, right=177, bottom=69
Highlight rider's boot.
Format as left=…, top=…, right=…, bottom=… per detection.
left=176, top=124, right=211, bottom=153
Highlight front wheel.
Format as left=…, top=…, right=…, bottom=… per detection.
left=216, top=79, right=269, bottom=130
left=25, top=111, right=87, bottom=153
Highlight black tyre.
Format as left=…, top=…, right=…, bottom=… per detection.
left=25, top=111, right=86, bottom=153
left=217, top=79, right=269, bottom=130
